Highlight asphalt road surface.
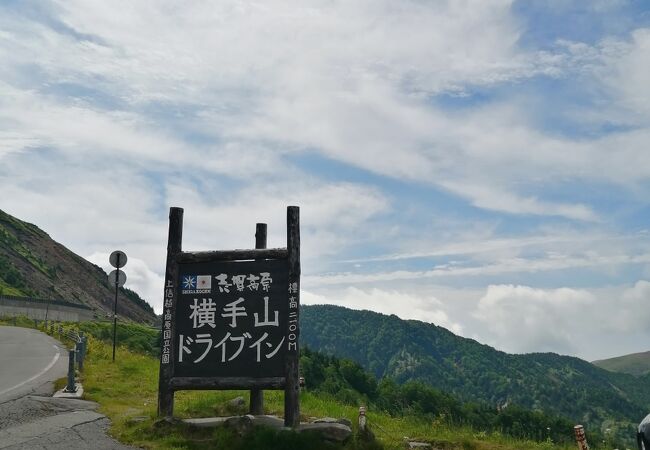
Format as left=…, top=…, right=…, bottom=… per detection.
left=0, top=326, right=133, bottom=449
left=0, top=326, right=67, bottom=403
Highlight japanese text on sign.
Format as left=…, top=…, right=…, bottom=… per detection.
left=174, top=260, right=289, bottom=378
left=161, top=279, right=174, bottom=364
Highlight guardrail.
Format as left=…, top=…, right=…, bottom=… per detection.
left=52, top=324, right=87, bottom=392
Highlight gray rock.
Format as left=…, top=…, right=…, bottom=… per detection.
left=313, top=417, right=338, bottom=423
left=153, top=416, right=180, bottom=428
left=337, top=418, right=352, bottom=427
left=224, top=414, right=254, bottom=435
left=126, top=416, right=149, bottom=424
left=405, top=441, right=432, bottom=449
left=251, top=415, right=285, bottom=429
left=182, top=417, right=228, bottom=428
left=182, top=414, right=288, bottom=431
left=227, top=396, right=246, bottom=407
left=313, top=417, right=352, bottom=427
left=297, top=422, right=352, bottom=442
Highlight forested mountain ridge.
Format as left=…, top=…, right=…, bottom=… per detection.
left=0, top=208, right=156, bottom=323
left=300, top=304, right=650, bottom=430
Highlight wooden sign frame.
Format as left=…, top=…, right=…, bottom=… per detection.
left=157, top=206, right=301, bottom=427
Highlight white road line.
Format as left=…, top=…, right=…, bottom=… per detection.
left=0, top=350, right=61, bottom=397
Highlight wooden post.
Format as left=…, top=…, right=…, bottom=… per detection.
left=574, top=425, right=589, bottom=450
left=65, top=349, right=76, bottom=392
left=249, top=223, right=267, bottom=415
left=157, top=207, right=184, bottom=418
left=284, top=206, right=300, bottom=427
left=358, top=406, right=367, bottom=432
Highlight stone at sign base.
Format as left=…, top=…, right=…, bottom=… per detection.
left=183, top=415, right=285, bottom=430
left=53, top=383, right=84, bottom=399
left=314, top=417, right=353, bottom=427
left=181, top=415, right=352, bottom=442
left=404, top=440, right=433, bottom=449
left=224, top=415, right=254, bottom=435
left=297, top=422, right=352, bottom=442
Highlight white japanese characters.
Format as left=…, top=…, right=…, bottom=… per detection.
left=189, top=298, right=217, bottom=328
left=161, top=279, right=174, bottom=364
left=287, top=281, right=299, bottom=351
left=176, top=269, right=285, bottom=367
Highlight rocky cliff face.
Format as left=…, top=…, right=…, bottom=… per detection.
left=0, top=209, right=156, bottom=324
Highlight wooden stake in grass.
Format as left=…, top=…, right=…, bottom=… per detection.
left=574, top=425, right=589, bottom=450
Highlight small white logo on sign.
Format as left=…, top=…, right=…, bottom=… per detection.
left=196, top=275, right=212, bottom=290
left=181, top=274, right=212, bottom=294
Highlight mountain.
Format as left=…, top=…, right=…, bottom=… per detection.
left=0, top=209, right=156, bottom=323
left=300, top=304, right=650, bottom=430
left=593, top=351, right=650, bottom=376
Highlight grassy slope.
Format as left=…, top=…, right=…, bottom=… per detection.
left=80, top=339, right=577, bottom=450
left=0, top=279, right=25, bottom=296
left=0, top=208, right=156, bottom=323
left=593, top=351, right=650, bottom=376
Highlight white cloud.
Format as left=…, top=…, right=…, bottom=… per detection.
left=613, top=280, right=650, bottom=332
left=87, top=252, right=164, bottom=313
left=164, top=179, right=388, bottom=267
left=303, top=287, right=463, bottom=334
left=439, top=181, right=598, bottom=221
left=306, top=249, right=650, bottom=287
left=600, top=28, right=650, bottom=119
left=473, top=284, right=595, bottom=355
left=464, top=281, right=650, bottom=360
left=3, top=0, right=649, bottom=222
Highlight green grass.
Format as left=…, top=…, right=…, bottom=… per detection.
left=593, top=351, right=650, bottom=376
left=0, top=279, right=26, bottom=296
left=0, top=318, right=582, bottom=450
left=78, top=338, right=579, bottom=449
left=76, top=321, right=160, bottom=356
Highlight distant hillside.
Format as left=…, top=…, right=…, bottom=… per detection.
left=301, top=304, right=650, bottom=432
left=0, top=209, right=156, bottom=323
left=593, top=351, right=650, bottom=376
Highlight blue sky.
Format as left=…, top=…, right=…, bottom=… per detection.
left=1, top=0, right=650, bottom=360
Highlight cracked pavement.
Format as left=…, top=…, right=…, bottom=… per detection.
left=0, top=396, right=133, bottom=450
left=0, top=327, right=136, bottom=449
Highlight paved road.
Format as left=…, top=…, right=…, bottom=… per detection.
left=0, top=326, right=67, bottom=403
left=0, top=326, right=133, bottom=449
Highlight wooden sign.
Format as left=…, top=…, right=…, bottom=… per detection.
left=157, top=206, right=301, bottom=427
left=175, top=259, right=289, bottom=378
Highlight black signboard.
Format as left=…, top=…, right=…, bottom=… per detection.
left=157, top=206, right=301, bottom=428
left=175, top=260, right=288, bottom=378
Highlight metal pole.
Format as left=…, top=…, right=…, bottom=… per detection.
left=77, top=332, right=86, bottom=371
left=76, top=341, right=83, bottom=371
left=112, top=253, right=120, bottom=362
left=44, top=297, right=49, bottom=328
